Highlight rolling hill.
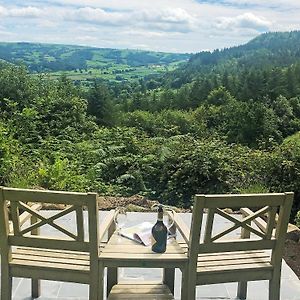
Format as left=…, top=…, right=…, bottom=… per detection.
left=0, top=42, right=190, bottom=84
left=164, top=30, right=300, bottom=88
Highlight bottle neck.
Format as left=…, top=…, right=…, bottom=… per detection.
left=157, top=210, right=163, bottom=221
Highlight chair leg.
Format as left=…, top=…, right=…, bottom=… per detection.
left=269, top=276, right=280, bottom=300
left=90, top=280, right=99, bottom=300
left=163, top=268, right=175, bottom=295
left=97, top=262, right=104, bottom=300
left=180, top=267, right=189, bottom=300
left=237, top=281, right=247, bottom=299
left=1, top=275, right=12, bottom=300
left=31, top=279, right=40, bottom=299
left=185, top=269, right=196, bottom=300
left=107, top=267, right=117, bottom=296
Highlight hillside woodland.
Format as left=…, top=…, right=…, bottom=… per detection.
left=0, top=31, right=300, bottom=227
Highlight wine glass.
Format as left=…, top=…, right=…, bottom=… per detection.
left=114, top=207, right=127, bottom=234
left=164, top=207, right=175, bottom=236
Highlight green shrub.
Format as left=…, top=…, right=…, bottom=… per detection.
left=295, top=211, right=300, bottom=228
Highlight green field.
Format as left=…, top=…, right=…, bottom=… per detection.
left=0, top=42, right=190, bottom=84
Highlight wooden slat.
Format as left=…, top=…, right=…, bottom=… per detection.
left=19, top=203, right=42, bottom=227
left=14, top=248, right=89, bottom=260
left=198, top=239, right=275, bottom=253
left=204, top=208, right=215, bottom=243
left=9, top=235, right=90, bottom=251
left=98, top=210, right=115, bottom=242
left=266, top=207, right=277, bottom=239
left=11, top=258, right=90, bottom=271
left=2, top=187, right=94, bottom=206
left=197, top=261, right=273, bottom=273
left=76, top=205, right=84, bottom=242
left=109, top=295, right=173, bottom=300
left=101, top=244, right=184, bottom=254
left=196, top=268, right=273, bottom=285
left=10, top=201, right=20, bottom=236
left=197, top=256, right=270, bottom=267
left=211, top=206, right=270, bottom=241
left=100, top=252, right=187, bottom=260
left=108, top=284, right=174, bottom=300
left=12, top=253, right=90, bottom=266
left=197, top=193, right=285, bottom=208
left=197, top=251, right=270, bottom=262
left=18, top=202, right=77, bottom=240
left=240, top=207, right=273, bottom=236
left=15, top=246, right=89, bottom=255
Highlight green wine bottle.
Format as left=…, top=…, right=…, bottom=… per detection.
left=152, top=204, right=167, bottom=253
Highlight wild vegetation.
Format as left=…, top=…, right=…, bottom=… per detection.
left=0, top=31, right=300, bottom=223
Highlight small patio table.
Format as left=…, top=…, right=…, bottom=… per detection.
left=98, top=230, right=188, bottom=299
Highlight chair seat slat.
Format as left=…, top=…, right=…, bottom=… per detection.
left=108, top=284, right=174, bottom=300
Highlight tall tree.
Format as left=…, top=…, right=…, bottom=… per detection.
left=86, top=81, right=114, bottom=126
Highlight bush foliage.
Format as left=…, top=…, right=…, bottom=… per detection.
left=1, top=51, right=300, bottom=222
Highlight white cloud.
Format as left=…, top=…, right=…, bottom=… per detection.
left=216, top=13, right=272, bottom=32
left=67, top=7, right=127, bottom=26
left=224, top=0, right=300, bottom=9
left=140, top=8, right=194, bottom=24
left=0, top=5, right=7, bottom=17
left=137, top=8, right=198, bottom=32
left=0, top=5, right=43, bottom=18
left=10, top=6, right=42, bottom=18
left=0, top=1, right=299, bottom=52
left=64, top=6, right=198, bottom=33
left=45, top=0, right=200, bottom=11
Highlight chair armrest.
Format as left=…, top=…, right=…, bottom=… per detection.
left=99, top=210, right=115, bottom=242
left=167, top=211, right=190, bottom=244
left=240, top=207, right=268, bottom=233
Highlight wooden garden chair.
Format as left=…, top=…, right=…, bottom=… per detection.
left=0, top=187, right=115, bottom=300
left=175, top=193, right=293, bottom=300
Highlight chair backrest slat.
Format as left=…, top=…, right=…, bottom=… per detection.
left=204, top=208, right=215, bottom=243
left=5, top=188, right=91, bottom=206
left=10, top=201, right=21, bottom=236
left=188, top=193, right=293, bottom=262
left=76, top=205, right=85, bottom=242
left=265, top=206, right=277, bottom=239
left=0, top=187, right=98, bottom=256
left=204, top=193, right=285, bottom=208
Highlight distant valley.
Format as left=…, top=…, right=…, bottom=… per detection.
left=0, top=42, right=190, bottom=85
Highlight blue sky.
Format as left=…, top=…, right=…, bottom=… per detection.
left=0, top=0, right=299, bottom=53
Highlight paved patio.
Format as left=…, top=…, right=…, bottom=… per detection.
left=1, top=212, right=300, bottom=300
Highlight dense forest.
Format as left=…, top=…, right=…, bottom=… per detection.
left=0, top=31, right=300, bottom=224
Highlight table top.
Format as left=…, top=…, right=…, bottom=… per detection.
left=99, top=232, right=188, bottom=268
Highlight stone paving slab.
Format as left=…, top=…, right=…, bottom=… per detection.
left=1, top=212, right=299, bottom=299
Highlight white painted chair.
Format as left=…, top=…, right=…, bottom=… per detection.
left=176, top=193, right=293, bottom=300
